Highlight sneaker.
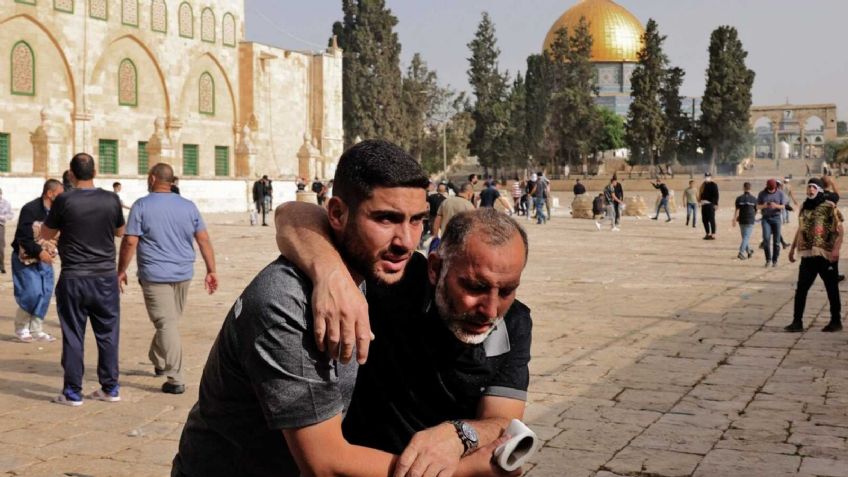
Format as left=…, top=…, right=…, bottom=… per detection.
left=765, top=262, right=770, bottom=268
left=595, top=221, right=601, bottom=231
left=52, top=392, right=83, bottom=407
left=839, top=275, right=846, bottom=282
left=747, top=249, right=754, bottom=259
left=612, top=227, right=621, bottom=232
left=32, top=332, right=56, bottom=343
left=162, top=382, right=186, bottom=394
left=651, top=217, right=658, bottom=220
left=665, top=218, right=673, bottom=222
left=88, top=387, right=121, bottom=402
left=707, top=235, right=716, bottom=240
left=14, top=329, right=33, bottom=343
left=784, top=322, right=804, bottom=332
left=154, top=368, right=165, bottom=377
left=737, top=252, right=747, bottom=260
left=822, top=322, right=843, bottom=332
left=772, top=262, right=778, bottom=268
left=703, top=235, right=711, bottom=240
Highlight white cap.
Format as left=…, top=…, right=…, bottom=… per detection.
left=530, top=173, right=538, bottom=181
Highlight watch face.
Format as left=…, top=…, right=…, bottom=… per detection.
left=462, top=422, right=479, bottom=444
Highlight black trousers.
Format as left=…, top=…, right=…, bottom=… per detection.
left=613, top=203, right=621, bottom=225
left=702, top=204, right=716, bottom=235
left=793, top=256, right=841, bottom=325
left=56, top=274, right=121, bottom=396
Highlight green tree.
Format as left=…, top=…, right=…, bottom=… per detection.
left=503, top=72, right=529, bottom=174
left=331, top=0, right=404, bottom=147
left=400, top=53, right=439, bottom=162
left=625, top=19, right=668, bottom=167
left=658, top=66, right=686, bottom=165
left=467, top=12, right=511, bottom=174
left=837, top=120, right=847, bottom=137
left=544, top=18, right=601, bottom=172
left=700, top=25, right=755, bottom=170
left=596, top=106, right=626, bottom=152
left=524, top=54, right=553, bottom=164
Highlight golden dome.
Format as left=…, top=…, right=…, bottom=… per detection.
left=543, top=0, right=645, bottom=63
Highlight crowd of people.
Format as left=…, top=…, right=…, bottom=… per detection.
left=1, top=141, right=843, bottom=476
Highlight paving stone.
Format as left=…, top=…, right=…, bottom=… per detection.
left=694, top=449, right=802, bottom=476
left=605, top=447, right=702, bottom=476
left=630, top=422, right=723, bottom=454
left=547, top=419, right=644, bottom=453
left=799, top=457, right=848, bottom=477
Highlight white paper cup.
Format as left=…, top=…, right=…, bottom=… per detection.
left=494, top=419, right=540, bottom=472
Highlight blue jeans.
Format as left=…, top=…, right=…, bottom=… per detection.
left=535, top=197, right=546, bottom=224
left=11, top=253, right=55, bottom=319
left=686, top=203, right=697, bottom=226
left=655, top=197, right=670, bottom=220
left=739, top=224, right=754, bottom=255
left=761, top=215, right=782, bottom=263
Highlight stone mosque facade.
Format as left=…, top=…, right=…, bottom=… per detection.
left=0, top=0, right=342, bottom=208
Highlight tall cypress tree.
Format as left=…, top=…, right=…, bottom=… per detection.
left=504, top=72, right=528, bottom=173
left=400, top=53, right=439, bottom=162
left=659, top=66, right=686, bottom=165
left=524, top=53, right=552, bottom=165
left=625, top=19, right=668, bottom=167
left=700, top=26, right=755, bottom=170
left=545, top=18, right=600, bottom=172
left=467, top=12, right=510, bottom=173
left=331, top=0, right=404, bottom=147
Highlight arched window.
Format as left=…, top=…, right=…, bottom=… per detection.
left=118, top=58, right=138, bottom=106
left=178, top=2, right=193, bottom=38
left=222, top=13, right=236, bottom=47
left=89, top=0, right=107, bottom=20
left=122, top=0, right=139, bottom=26
left=151, top=0, right=167, bottom=33
left=201, top=8, right=215, bottom=43
left=54, top=0, right=74, bottom=13
left=11, top=41, right=35, bottom=96
left=199, top=72, right=214, bottom=115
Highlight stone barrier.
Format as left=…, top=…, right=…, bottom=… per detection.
left=624, top=196, right=648, bottom=216
left=571, top=194, right=594, bottom=219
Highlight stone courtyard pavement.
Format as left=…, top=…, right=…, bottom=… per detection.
left=0, top=203, right=846, bottom=476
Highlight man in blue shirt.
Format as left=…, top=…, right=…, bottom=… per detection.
left=117, top=163, right=218, bottom=394
left=757, top=178, right=786, bottom=267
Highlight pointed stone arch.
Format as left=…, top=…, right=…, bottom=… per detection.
left=0, top=14, right=76, bottom=110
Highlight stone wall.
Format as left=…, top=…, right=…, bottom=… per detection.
left=0, top=0, right=343, bottom=181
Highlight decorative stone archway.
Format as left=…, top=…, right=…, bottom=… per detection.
left=750, top=104, right=837, bottom=161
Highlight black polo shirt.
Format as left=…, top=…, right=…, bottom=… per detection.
left=735, top=192, right=757, bottom=225
left=343, top=253, right=532, bottom=453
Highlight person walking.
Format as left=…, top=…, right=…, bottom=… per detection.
left=786, top=178, right=843, bottom=332
left=41, top=153, right=126, bottom=405
left=252, top=176, right=271, bottom=226
left=11, top=179, right=64, bottom=342
left=117, top=163, right=218, bottom=394
left=598, top=178, right=623, bottom=232
left=0, top=188, right=14, bottom=273
left=822, top=175, right=844, bottom=281
left=699, top=173, right=719, bottom=240
left=757, top=179, right=786, bottom=267
left=781, top=177, right=799, bottom=224
left=511, top=177, right=523, bottom=215
left=732, top=182, right=757, bottom=260
left=684, top=180, right=698, bottom=228
left=613, top=177, right=624, bottom=227
left=531, top=171, right=549, bottom=224
left=651, top=178, right=672, bottom=222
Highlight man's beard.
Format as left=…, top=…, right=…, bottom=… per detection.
left=434, top=264, right=503, bottom=345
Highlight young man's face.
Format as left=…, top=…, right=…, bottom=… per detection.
left=429, top=233, right=525, bottom=345
left=335, top=187, right=428, bottom=286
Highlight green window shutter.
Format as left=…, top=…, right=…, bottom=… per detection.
left=0, top=133, right=9, bottom=172
left=183, top=144, right=198, bottom=176
left=138, top=141, right=148, bottom=175
left=98, top=139, right=118, bottom=174
left=214, top=146, right=229, bottom=176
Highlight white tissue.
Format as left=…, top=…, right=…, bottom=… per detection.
left=494, top=419, right=540, bottom=472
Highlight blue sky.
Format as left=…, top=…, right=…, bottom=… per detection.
left=246, top=1, right=848, bottom=120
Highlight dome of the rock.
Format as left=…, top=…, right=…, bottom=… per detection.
left=543, top=0, right=645, bottom=63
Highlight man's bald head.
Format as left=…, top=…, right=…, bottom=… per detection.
left=150, top=163, right=175, bottom=183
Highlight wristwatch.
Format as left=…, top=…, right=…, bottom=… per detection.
left=448, top=419, right=479, bottom=456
